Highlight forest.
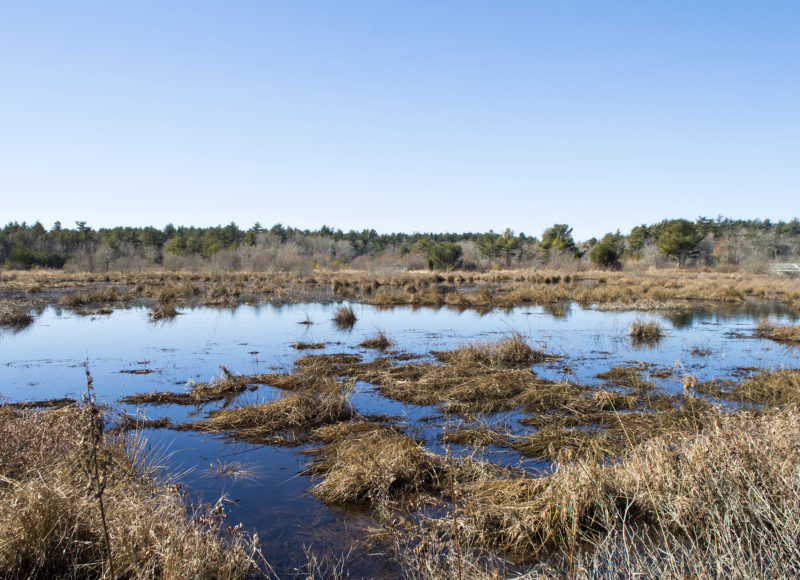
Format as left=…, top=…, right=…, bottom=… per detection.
left=1, top=217, right=799, bottom=272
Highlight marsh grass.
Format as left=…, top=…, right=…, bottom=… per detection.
left=184, top=388, right=354, bottom=445
left=290, top=342, right=579, bottom=415
left=111, top=413, right=172, bottom=432
left=432, top=334, right=556, bottom=368
left=431, top=409, right=800, bottom=575
left=359, top=331, right=393, bottom=350
left=595, top=365, right=659, bottom=392
left=442, top=423, right=510, bottom=447
left=369, top=361, right=549, bottom=413
left=0, top=300, right=34, bottom=329
left=512, top=397, right=712, bottom=461
left=60, top=286, right=120, bottom=307
left=333, top=305, right=357, bottom=328
left=119, top=368, right=155, bottom=375
left=691, top=346, right=713, bottom=356
left=695, top=368, right=800, bottom=406
left=120, top=366, right=257, bottom=405
left=628, top=318, right=665, bottom=346
left=0, top=405, right=262, bottom=579
left=5, top=397, right=77, bottom=409
left=756, top=319, right=800, bottom=344
left=6, top=269, right=800, bottom=315
left=150, top=299, right=178, bottom=321
left=304, top=424, right=444, bottom=505
left=291, top=341, right=326, bottom=350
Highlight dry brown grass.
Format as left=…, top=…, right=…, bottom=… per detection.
left=0, top=405, right=261, bottom=579
left=290, top=341, right=325, bottom=350
left=628, top=318, right=665, bottom=345
left=359, top=331, right=393, bottom=350
left=305, top=424, right=444, bottom=505
left=432, top=334, right=557, bottom=368
left=0, top=300, right=34, bottom=329
left=695, top=368, right=800, bottom=407
left=184, top=388, right=354, bottom=444
left=111, top=413, right=172, bottom=432
left=443, top=423, right=510, bottom=447
left=4, top=269, right=800, bottom=315
left=60, top=286, right=121, bottom=307
left=756, top=319, right=800, bottom=344
left=369, top=361, right=553, bottom=413
left=397, top=408, right=800, bottom=578
left=4, top=397, right=78, bottom=409
left=121, top=366, right=259, bottom=406
left=149, top=299, right=178, bottom=321
left=595, top=365, right=659, bottom=392
left=513, top=396, right=712, bottom=461
left=333, top=305, right=357, bottom=328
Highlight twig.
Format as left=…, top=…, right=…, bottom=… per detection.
left=84, top=363, right=115, bottom=578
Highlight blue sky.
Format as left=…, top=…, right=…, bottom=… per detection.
left=1, top=1, right=797, bottom=240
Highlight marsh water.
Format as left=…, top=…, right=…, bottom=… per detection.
left=2, top=301, right=798, bottom=575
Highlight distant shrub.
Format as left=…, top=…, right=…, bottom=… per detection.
left=590, top=232, right=625, bottom=269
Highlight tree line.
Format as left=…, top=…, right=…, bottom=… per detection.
left=1, top=217, right=798, bottom=272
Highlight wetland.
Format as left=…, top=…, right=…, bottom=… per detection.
left=2, top=271, right=800, bottom=578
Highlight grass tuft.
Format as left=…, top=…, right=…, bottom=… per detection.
left=0, top=300, right=34, bottom=329
left=183, top=388, right=354, bottom=444
left=333, top=305, right=357, bottom=328
left=628, top=318, right=665, bottom=345
left=359, top=331, right=393, bottom=350
left=291, top=341, right=325, bottom=350
left=433, top=333, right=556, bottom=368
left=756, top=319, right=800, bottom=343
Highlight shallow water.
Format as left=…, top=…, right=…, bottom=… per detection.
left=1, top=301, right=798, bottom=573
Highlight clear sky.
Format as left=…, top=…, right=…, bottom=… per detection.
left=1, top=1, right=798, bottom=240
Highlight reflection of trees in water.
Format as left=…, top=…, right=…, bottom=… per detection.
left=662, top=311, right=696, bottom=329
left=662, top=303, right=798, bottom=330
left=543, top=303, right=571, bottom=319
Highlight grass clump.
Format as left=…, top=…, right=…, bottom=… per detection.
left=184, top=389, right=354, bottom=444
left=359, top=331, right=393, bottom=350
left=5, top=397, right=78, bottom=410
left=333, top=305, right=357, bottom=328
left=695, top=368, right=800, bottom=407
left=305, top=424, right=443, bottom=505
left=150, top=299, right=178, bottom=321
left=111, top=413, right=172, bottom=432
left=443, top=423, right=510, bottom=447
left=120, top=366, right=256, bottom=405
left=756, top=318, right=800, bottom=343
left=595, top=365, right=659, bottom=392
left=433, top=333, right=556, bottom=368
left=291, top=341, right=325, bottom=350
left=384, top=408, right=800, bottom=579
left=0, top=300, right=34, bottom=329
left=368, top=361, right=544, bottom=413
left=513, top=397, right=711, bottom=461
left=628, top=318, right=665, bottom=346
left=0, top=404, right=261, bottom=579
left=60, top=286, right=120, bottom=307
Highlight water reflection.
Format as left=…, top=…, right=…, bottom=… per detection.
left=0, top=300, right=798, bottom=576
